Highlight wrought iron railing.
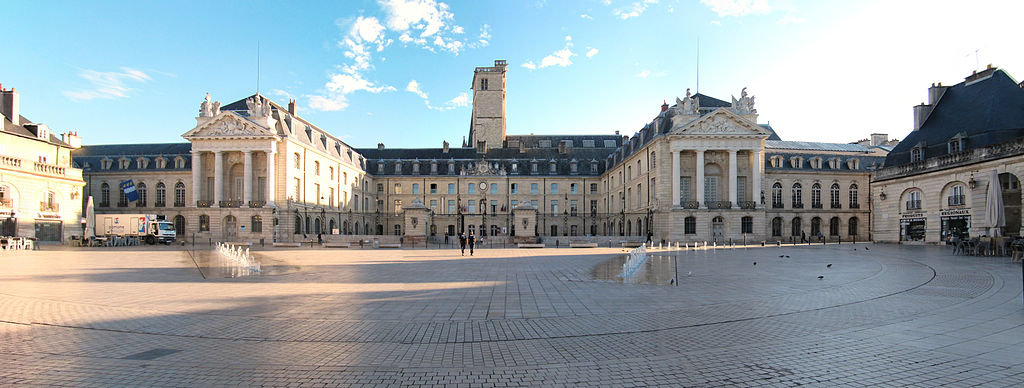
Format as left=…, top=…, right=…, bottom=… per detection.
left=154, top=201, right=166, bottom=207
left=791, top=202, right=804, bottom=209
left=0, top=198, right=13, bottom=208
left=249, top=200, right=266, bottom=208
left=812, top=203, right=823, bottom=209
left=219, top=200, right=242, bottom=208
left=830, top=202, right=842, bottom=209
left=683, top=201, right=700, bottom=209
left=849, top=203, right=860, bottom=209
left=772, top=202, right=784, bottom=209
left=740, top=201, right=757, bottom=210
left=39, top=202, right=59, bottom=212
left=197, top=200, right=212, bottom=208
left=174, top=201, right=185, bottom=207
left=706, top=201, right=732, bottom=209
left=947, top=195, right=965, bottom=206
left=906, top=200, right=921, bottom=210
left=117, top=201, right=128, bottom=207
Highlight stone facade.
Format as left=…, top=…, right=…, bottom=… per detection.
left=73, top=60, right=892, bottom=244
left=0, top=86, right=86, bottom=242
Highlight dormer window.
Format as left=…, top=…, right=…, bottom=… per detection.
left=137, top=157, right=149, bottom=169
left=531, top=160, right=538, bottom=174
left=119, top=158, right=130, bottom=169
left=770, top=155, right=783, bottom=168
left=591, top=160, right=598, bottom=173
left=155, top=157, right=167, bottom=169
left=511, top=160, right=518, bottom=173
left=948, top=134, right=966, bottom=154
left=570, top=159, right=578, bottom=174
left=430, top=160, right=438, bottom=174
left=911, top=147, right=923, bottom=162
left=789, top=156, right=803, bottom=168
left=377, top=161, right=385, bottom=174
left=394, top=160, right=402, bottom=173
left=320, top=133, right=327, bottom=149
left=412, top=160, right=420, bottom=174
left=335, top=142, right=342, bottom=155
left=305, top=126, right=313, bottom=141
left=846, top=158, right=860, bottom=170
left=809, top=157, right=823, bottom=169
left=448, top=160, right=455, bottom=174
left=828, top=158, right=840, bottom=169
left=174, top=156, right=186, bottom=169
left=101, top=158, right=112, bottom=170
left=549, top=159, right=557, bottom=174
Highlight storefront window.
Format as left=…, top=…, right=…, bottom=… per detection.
left=901, top=217, right=926, bottom=242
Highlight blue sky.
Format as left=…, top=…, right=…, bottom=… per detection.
left=3, top=0, right=1022, bottom=148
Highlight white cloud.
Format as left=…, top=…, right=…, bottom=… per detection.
left=580, top=13, right=593, bottom=19
left=615, top=0, right=658, bottom=20
left=63, top=67, right=151, bottom=101
left=776, top=10, right=805, bottom=25
left=352, top=16, right=386, bottom=42
left=380, top=0, right=468, bottom=53
left=406, top=80, right=429, bottom=99
left=406, top=80, right=470, bottom=111
left=586, top=47, right=599, bottom=58
left=521, top=35, right=576, bottom=70
left=700, top=0, right=773, bottom=18
left=272, top=89, right=295, bottom=100
left=327, top=73, right=395, bottom=95
left=635, top=70, right=651, bottom=78
left=307, top=95, right=349, bottom=111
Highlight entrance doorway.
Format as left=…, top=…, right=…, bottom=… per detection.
left=223, top=215, right=237, bottom=241
left=1, top=218, right=16, bottom=236
left=711, top=216, right=724, bottom=242
left=999, top=173, right=1021, bottom=235
left=34, top=220, right=62, bottom=241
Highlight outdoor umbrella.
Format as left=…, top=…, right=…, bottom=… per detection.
left=85, top=196, right=95, bottom=239
left=984, top=169, right=1005, bottom=237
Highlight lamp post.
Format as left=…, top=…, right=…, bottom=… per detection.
left=646, top=207, right=653, bottom=242
left=457, top=194, right=463, bottom=234
left=482, top=195, right=488, bottom=237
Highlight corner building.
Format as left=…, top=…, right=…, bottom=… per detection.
left=75, top=60, right=889, bottom=244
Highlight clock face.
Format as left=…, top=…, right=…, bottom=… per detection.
left=479, top=182, right=487, bottom=190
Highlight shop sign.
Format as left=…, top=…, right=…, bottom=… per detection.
left=940, top=208, right=970, bottom=217
left=36, top=212, right=61, bottom=220
left=900, top=212, right=925, bottom=219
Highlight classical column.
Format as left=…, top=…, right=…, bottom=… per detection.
left=265, top=150, right=276, bottom=204
left=213, top=151, right=223, bottom=207
left=671, top=150, right=681, bottom=207
left=243, top=151, right=253, bottom=206
left=752, top=150, right=762, bottom=208
left=695, top=149, right=705, bottom=207
left=191, top=151, right=202, bottom=207
left=728, top=149, right=738, bottom=206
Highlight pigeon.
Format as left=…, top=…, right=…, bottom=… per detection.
left=687, top=271, right=693, bottom=277
left=865, top=247, right=870, bottom=251
left=817, top=275, right=824, bottom=280
left=826, top=264, right=832, bottom=268
left=670, top=278, right=675, bottom=285
left=779, top=255, right=785, bottom=258
left=785, top=255, right=790, bottom=258
left=753, top=262, right=757, bottom=266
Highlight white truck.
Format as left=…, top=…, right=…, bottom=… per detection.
left=97, top=214, right=176, bottom=244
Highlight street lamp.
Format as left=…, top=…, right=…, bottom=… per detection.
left=482, top=195, right=488, bottom=237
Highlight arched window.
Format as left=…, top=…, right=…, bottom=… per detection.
left=849, top=184, right=859, bottom=208
left=829, top=217, right=840, bottom=236
left=294, top=215, right=302, bottom=234
left=741, top=216, right=753, bottom=234
left=293, top=153, right=301, bottom=169
left=830, top=183, right=841, bottom=208
left=173, top=215, right=185, bottom=235
left=791, top=217, right=802, bottom=237
left=251, top=215, right=262, bottom=233
left=848, top=217, right=858, bottom=236
left=771, top=183, right=783, bottom=208
left=305, top=216, right=311, bottom=233
left=118, top=185, right=127, bottom=206
left=771, top=217, right=783, bottom=237
left=334, top=219, right=340, bottom=234
left=626, top=220, right=632, bottom=236
left=174, top=182, right=186, bottom=207
left=136, top=182, right=147, bottom=206
left=314, top=218, right=321, bottom=234
left=155, top=182, right=166, bottom=206
left=100, top=183, right=110, bottom=206
left=637, top=217, right=644, bottom=236
left=811, top=183, right=822, bottom=208
left=811, top=217, right=822, bottom=237
left=792, top=183, right=802, bottom=207
left=906, top=191, right=922, bottom=210
left=684, top=216, right=696, bottom=234
left=199, top=214, right=210, bottom=232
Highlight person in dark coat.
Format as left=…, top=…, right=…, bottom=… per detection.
left=458, top=233, right=467, bottom=256
left=468, top=233, right=476, bottom=256
left=801, top=231, right=807, bottom=243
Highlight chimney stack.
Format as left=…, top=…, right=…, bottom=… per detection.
left=288, top=99, right=297, bottom=115
left=62, top=131, right=83, bottom=149
left=913, top=103, right=932, bottom=131
left=661, top=100, right=669, bottom=113
left=442, top=140, right=450, bottom=153
left=928, top=82, right=949, bottom=105
left=377, top=143, right=385, bottom=151
left=0, top=87, right=20, bottom=126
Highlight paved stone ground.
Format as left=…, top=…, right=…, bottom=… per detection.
left=0, top=243, right=1022, bottom=387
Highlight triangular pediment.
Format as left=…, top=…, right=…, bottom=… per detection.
left=182, top=112, right=278, bottom=139
left=669, top=108, right=769, bottom=137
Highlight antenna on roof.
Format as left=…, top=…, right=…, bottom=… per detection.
left=966, top=48, right=980, bottom=72
left=695, top=37, right=700, bottom=95
left=256, top=41, right=261, bottom=95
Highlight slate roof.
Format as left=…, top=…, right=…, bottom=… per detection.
left=764, top=153, right=887, bottom=172
left=765, top=140, right=874, bottom=153
left=1, top=115, right=73, bottom=148
left=885, top=68, right=1024, bottom=167
left=73, top=143, right=193, bottom=171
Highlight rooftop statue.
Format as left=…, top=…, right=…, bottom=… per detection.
left=731, top=87, right=756, bottom=114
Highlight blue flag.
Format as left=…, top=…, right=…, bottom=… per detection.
left=120, top=180, right=139, bottom=202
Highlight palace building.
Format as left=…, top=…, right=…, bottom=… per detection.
left=71, top=59, right=906, bottom=244
left=0, top=85, right=86, bottom=241
left=872, top=65, right=1024, bottom=243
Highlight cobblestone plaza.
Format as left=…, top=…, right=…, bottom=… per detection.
left=1, top=244, right=1022, bottom=386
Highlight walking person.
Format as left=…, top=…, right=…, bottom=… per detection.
left=459, top=233, right=467, bottom=256
left=468, top=232, right=476, bottom=256
left=801, top=231, right=807, bottom=243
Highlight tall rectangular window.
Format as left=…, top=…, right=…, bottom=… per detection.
left=531, top=183, right=538, bottom=194
left=551, top=183, right=558, bottom=194
left=314, top=184, right=321, bottom=205
left=551, top=200, right=558, bottom=213
left=430, top=183, right=437, bottom=194
left=447, top=200, right=455, bottom=214
left=329, top=187, right=334, bottom=207
left=510, top=183, right=518, bottom=194
left=394, top=184, right=402, bottom=194
left=704, top=176, right=718, bottom=202
left=468, top=183, right=476, bottom=194
left=737, top=177, right=746, bottom=202
left=680, top=177, right=692, bottom=202
left=429, top=199, right=437, bottom=212
left=448, top=183, right=455, bottom=194
left=394, top=200, right=402, bottom=215
left=468, top=200, right=476, bottom=213
left=490, top=183, right=498, bottom=194
left=294, top=178, right=302, bottom=201
left=412, top=183, right=420, bottom=194
left=570, top=183, right=578, bottom=194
